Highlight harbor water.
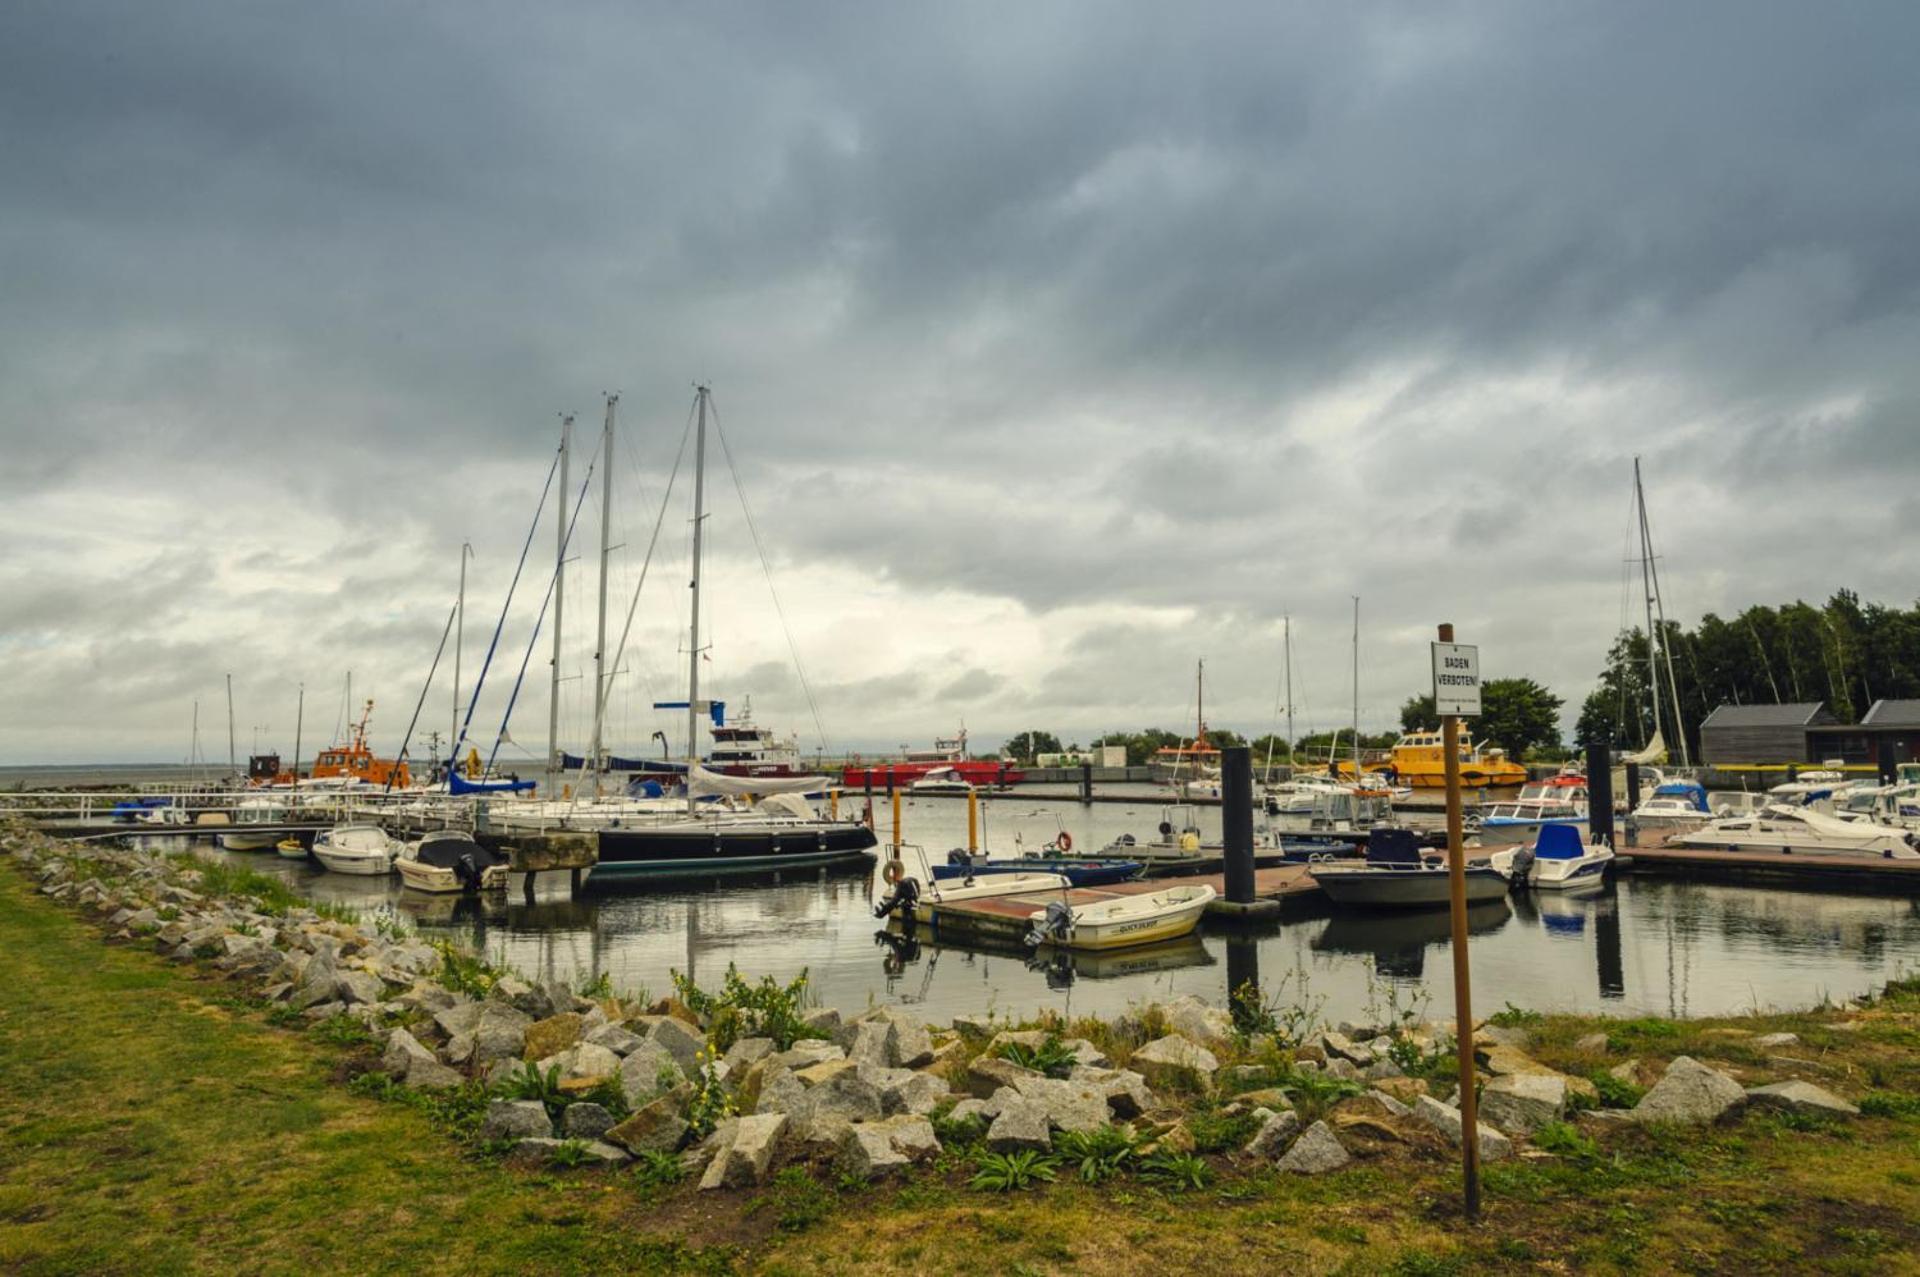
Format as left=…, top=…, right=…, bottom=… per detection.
left=125, top=784, right=1920, bottom=1026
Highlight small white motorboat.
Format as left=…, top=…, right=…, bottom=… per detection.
left=311, top=824, right=399, bottom=876
left=908, top=767, right=975, bottom=796
left=1310, top=829, right=1511, bottom=908
left=217, top=796, right=284, bottom=852
left=396, top=831, right=509, bottom=893
left=1489, top=823, right=1615, bottom=890
left=1668, top=805, right=1919, bottom=859
left=1024, top=883, right=1215, bottom=951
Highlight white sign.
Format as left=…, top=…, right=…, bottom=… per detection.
left=1431, top=642, right=1482, bottom=717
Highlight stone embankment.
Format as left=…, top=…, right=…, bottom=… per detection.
left=2, top=823, right=1871, bottom=1194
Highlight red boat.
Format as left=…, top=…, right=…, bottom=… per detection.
left=841, top=729, right=1024, bottom=789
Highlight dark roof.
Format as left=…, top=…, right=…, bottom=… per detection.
left=1861, top=699, right=1920, bottom=728
left=1699, top=702, right=1828, bottom=729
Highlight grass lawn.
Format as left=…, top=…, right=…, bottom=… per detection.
left=4, top=862, right=1920, bottom=1275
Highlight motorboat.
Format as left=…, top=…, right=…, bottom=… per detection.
left=931, top=850, right=1144, bottom=887
left=1630, top=780, right=1711, bottom=830
left=1024, top=883, right=1215, bottom=951
left=1667, top=805, right=1919, bottom=859
left=870, top=869, right=1071, bottom=928
left=311, top=824, right=399, bottom=875
left=1475, top=777, right=1588, bottom=846
left=1266, top=785, right=1394, bottom=835
left=1488, top=823, right=1615, bottom=890
left=217, top=796, right=284, bottom=852
left=908, top=767, right=975, bottom=796
left=396, top=831, right=509, bottom=893
left=1309, top=829, right=1511, bottom=908
left=1367, top=729, right=1527, bottom=789
left=1834, top=782, right=1920, bottom=830
left=274, top=837, right=310, bottom=861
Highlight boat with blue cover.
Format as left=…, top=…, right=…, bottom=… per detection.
left=1490, top=822, right=1615, bottom=890
left=1308, top=828, right=1510, bottom=908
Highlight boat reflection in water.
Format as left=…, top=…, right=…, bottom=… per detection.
left=1312, top=898, right=1513, bottom=979
left=877, top=925, right=1215, bottom=993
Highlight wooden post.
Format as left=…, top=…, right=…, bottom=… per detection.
left=829, top=789, right=839, bottom=820
left=1438, top=621, right=1480, bottom=1221
left=891, top=788, right=903, bottom=853
left=967, top=788, right=979, bottom=852
left=1079, top=761, right=1093, bottom=803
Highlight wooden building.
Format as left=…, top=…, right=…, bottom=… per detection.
left=1807, top=699, right=1920, bottom=768
left=1698, top=702, right=1837, bottom=765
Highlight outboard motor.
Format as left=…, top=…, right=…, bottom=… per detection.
left=1023, top=899, right=1073, bottom=949
left=1508, top=844, right=1536, bottom=884
left=452, top=853, right=481, bottom=893
left=873, top=874, right=921, bottom=920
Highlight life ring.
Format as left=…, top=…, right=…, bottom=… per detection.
left=1158, top=821, right=1174, bottom=837
left=1056, top=831, right=1073, bottom=852
left=1179, top=831, right=1201, bottom=852
left=882, top=859, right=905, bottom=885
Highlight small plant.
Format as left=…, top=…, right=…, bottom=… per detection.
left=1857, top=1091, right=1920, bottom=1119
left=1139, top=1150, right=1212, bottom=1191
left=311, top=1015, right=376, bottom=1049
left=547, top=1138, right=594, bottom=1169
left=577, top=970, right=614, bottom=1001
left=930, top=1109, right=989, bottom=1151
left=265, top=1003, right=304, bottom=1029
left=1588, top=1069, right=1646, bottom=1110
left=630, top=1149, right=687, bottom=1191
left=1186, top=1106, right=1264, bottom=1155
left=1228, top=968, right=1324, bottom=1046
left=671, top=963, right=824, bottom=1051
left=684, top=1044, right=736, bottom=1138
left=968, top=1149, right=1060, bottom=1193
left=1532, top=1120, right=1599, bottom=1161
left=501, top=1061, right=568, bottom=1117
left=996, top=1035, right=1079, bottom=1079
left=1487, top=1002, right=1545, bottom=1029
left=431, top=938, right=504, bottom=999
left=1053, top=1124, right=1143, bottom=1184
left=313, top=900, right=362, bottom=925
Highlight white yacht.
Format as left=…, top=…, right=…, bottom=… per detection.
left=1475, top=779, right=1589, bottom=847
left=312, top=824, right=399, bottom=875
left=908, top=767, right=975, bottom=796
left=1669, top=805, right=1919, bottom=859
left=1488, top=823, right=1615, bottom=889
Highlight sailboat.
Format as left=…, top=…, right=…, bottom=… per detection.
left=1150, top=661, right=1222, bottom=790
left=1618, top=458, right=1687, bottom=785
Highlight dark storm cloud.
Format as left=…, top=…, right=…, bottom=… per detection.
left=5, top=1, right=1920, bottom=759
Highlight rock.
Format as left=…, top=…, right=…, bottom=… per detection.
left=950, top=1013, right=996, bottom=1041
left=1479, top=1072, right=1567, bottom=1136
left=886, top=1014, right=936, bottom=1069
left=1235, top=1087, right=1293, bottom=1112
left=523, top=1012, right=584, bottom=1062
left=1631, top=1057, right=1747, bottom=1125
left=535, top=1042, right=621, bottom=1087
left=1575, top=1032, right=1611, bottom=1053
left=508, top=1137, right=629, bottom=1167
left=796, top=1058, right=860, bottom=1089
left=755, top=1068, right=807, bottom=1117
left=605, top=1087, right=693, bottom=1155
left=480, top=1099, right=553, bottom=1143
left=1477, top=1024, right=1532, bottom=1050
left=985, top=1029, right=1052, bottom=1054
left=1061, top=1038, right=1109, bottom=1069
left=1368, top=1089, right=1412, bottom=1118
left=1753, top=1032, right=1801, bottom=1049
left=843, top=1019, right=894, bottom=1069
left=1477, top=1044, right=1553, bottom=1077
left=1323, top=1058, right=1361, bottom=1082
left=1244, top=1109, right=1303, bottom=1158
left=836, top=1115, right=940, bottom=1180
left=1162, top=995, right=1236, bottom=1049
left=875, top=1068, right=950, bottom=1116
left=381, top=1027, right=438, bottom=1080
left=946, top=1098, right=991, bottom=1126
left=399, top=981, right=458, bottom=1015
left=1129, top=1035, right=1219, bottom=1090
left=405, top=1058, right=466, bottom=1091
left=583, top=1023, right=646, bottom=1056
left=617, top=1040, right=687, bottom=1107
left=291, top=950, right=340, bottom=1010
left=1412, top=1095, right=1513, bottom=1162
left=1275, top=1120, right=1351, bottom=1174
left=561, top=1103, right=616, bottom=1140
left=694, top=1119, right=740, bottom=1190
left=1320, top=1031, right=1375, bottom=1066
left=1362, top=1057, right=1406, bottom=1081
left=1745, top=1080, right=1859, bottom=1118
left=645, top=1015, right=708, bottom=1075
left=472, top=1004, right=534, bottom=1065
left=799, top=1006, right=842, bottom=1034
left=789, top=1066, right=884, bottom=1138
left=718, top=1113, right=788, bottom=1188
left=433, top=1000, right=486, bottom=1041
left=967, top=1055, right=1043, bottom=1099
left=985, top=1094, right=1052, bottom=1152
left=723, top=1037, right=777, bottom=1072
left=769, top=1040, right=844, bottom=1071
left=1005, top=1075, right=1110, bottom=1134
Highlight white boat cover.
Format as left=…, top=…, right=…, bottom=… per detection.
left=686, top=763, right=831, bottom=799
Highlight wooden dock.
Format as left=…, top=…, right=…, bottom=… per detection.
left=916, top=864, right=1320, bottom=944
left=1623, top=836, right=1920, bottom=890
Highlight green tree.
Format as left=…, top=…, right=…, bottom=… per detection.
left=1002, top=730, right=1062, bottom=763
left=1090, top=728, right=1187, bottom=767
left=1399, top=694, right=1437, bottom=733
left=1474, top=677, right=1563, bottom=758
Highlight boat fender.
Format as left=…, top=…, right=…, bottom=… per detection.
left=1178, top=831, right=1201, bottom=852
left=882, top=858, right=906, bottom=885
left=1158, top=821, right=1174, bottom=837
left=1056, top=831, right=1073, bottom=853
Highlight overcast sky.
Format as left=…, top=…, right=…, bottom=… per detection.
left=4, top=2, right=1918, bottom=766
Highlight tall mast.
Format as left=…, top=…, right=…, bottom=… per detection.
left=687, top=386, right=711, bottom=813
left=1637, top=458, right=1690, bottom=766
left=1285, top=615, right=1294, bottom=757
left=292, top=684, right=304, bottom=786
left=226, top=673, right=237, bottom=780
left=190, top=700, right=200, bottom=775
left=548, top=414, right=573, bottom=794
left=453, top=542, right=470, bottom=762
left=1633, top=458, right=1668, bottom=757
left=1196, top=659, right=1205, bottom=743
left=591, top=394, right=617, bottom=800
left=1351, top=596, right=1361, bottom=779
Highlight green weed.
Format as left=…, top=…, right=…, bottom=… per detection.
left=969, top=1150, right=1060, bottom=1192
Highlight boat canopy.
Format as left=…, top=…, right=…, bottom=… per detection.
left=561, top=752, right=685, bottom=775
left=1651, top=781, right=1708, bottom=812
left=414, top=834, right=507, bottom=870
left=1534, top=824, right=1586, bottom=860
left=1364, top=829, right=1423, bottom=867
left=686, top=762, right=831, bottom=798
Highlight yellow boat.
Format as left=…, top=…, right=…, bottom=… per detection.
left=1025, top=884, right=1215, bottom=951
left=1340, top=729, right=1529, bottom=789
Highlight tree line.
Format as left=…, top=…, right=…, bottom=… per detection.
left=1573, top=590, right=1920, bottom=756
